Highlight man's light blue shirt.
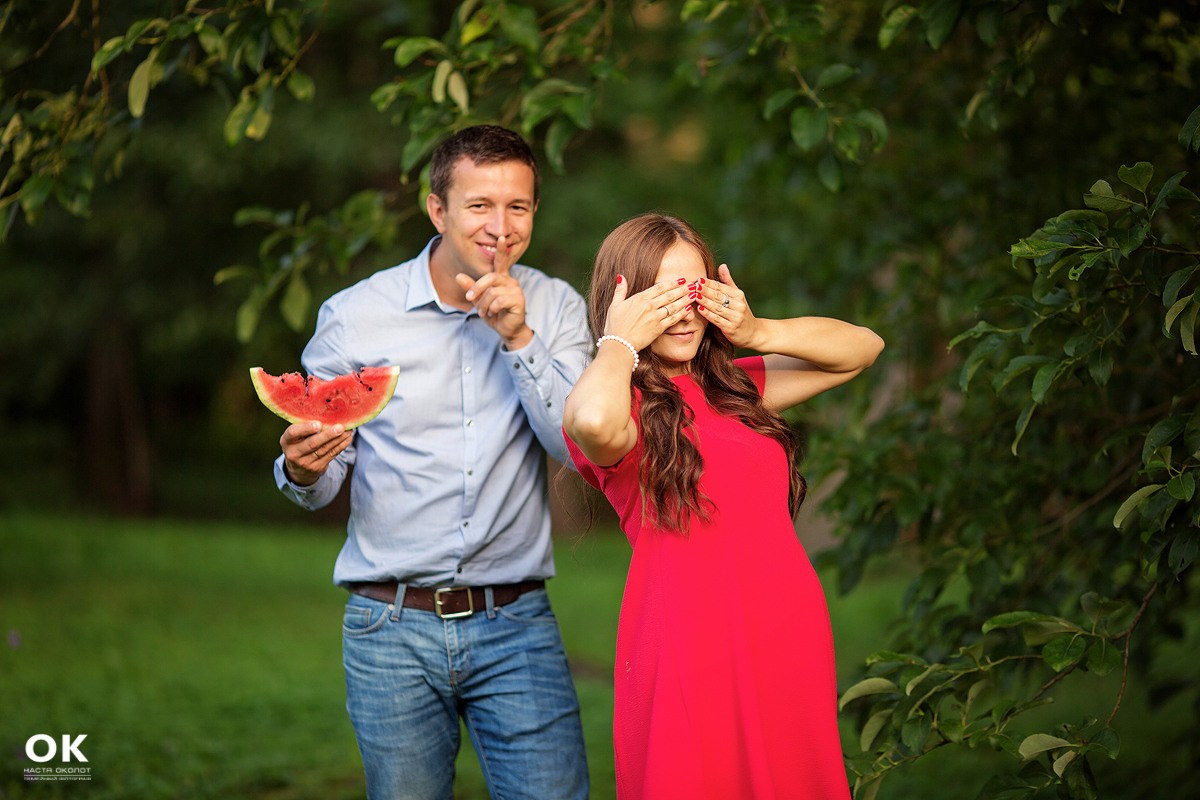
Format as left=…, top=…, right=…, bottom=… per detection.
left=274, top=237, right=591, bottom=588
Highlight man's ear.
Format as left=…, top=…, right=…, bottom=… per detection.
left=426, top=193, right=446, bottom=232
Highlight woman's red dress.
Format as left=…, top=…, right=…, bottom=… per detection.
left=565, top=356, right=851, bottom=800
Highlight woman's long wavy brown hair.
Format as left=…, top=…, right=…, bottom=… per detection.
left=587, top=213, right=807, bottom=533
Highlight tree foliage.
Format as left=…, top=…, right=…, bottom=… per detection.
left=3, top=1, right=1199, bottom=797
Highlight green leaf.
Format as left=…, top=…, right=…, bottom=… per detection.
left=1144, top=416, right=1187, bottom=463
left=432, top=60, right=453, bottom=104
left=224, top=92, right=257, bottom=146
left=460, top=6, right=495, bottom=46
left=879, top=5, right=917, bottom=49
left=286, top=70, right=315, bottom=102
left=1086, top=639, right=1121, bottom=676
left=1182, top=301, right=1199, bottom=354
left=991, top=354, right=1052, bottom=393
left=401, top=127, right=441, bottom=174
left=270, top=15, right=300, bottom=55
left=498, top=4, right=540, bottom=53
left=245, top=99, right=273, bottom=141
left=976, top=4, right=1001, bottom=44
left=236, top=286, right=266, bottom=343
left=948, top=320, right=1002, bottom=350
left=1042, top=634, right=1087, bottom=671
left=521, top=79, right=587, bottom=130
left=905, top=664, right=943, bottom=695
left=544, top=116, right=575, bottom=174
left=1010, top=237, right=1072, bottom=260
left=901, top=712, right=932, bottom=752
left=447, top=71, right=469, bottom=114
left=392, top=36, right=445, bottom=67
left=1179, top=105, right=1200, bottom=153
left=838, top=677, right=897, bottom=711
left=958, top=334, right=1003, bottom=393
left=860, top=709, right=891, bottom=752
left=1011, top=402, right=1035, bottom=456
left=850, top=109, right=889, bottom=152
left=817, top=151, right=843, bottom=192
left=1087, top=350, right=1113, bottom=386
left=816, top=63, right=858, bottom=90
left=128, top=53, right=156, bottom=119
left=1165, top=295, right=1192, bottom=334
left=1083, top=179, right=1131, bottom=212
left=91, top=36, right=126, bottom=73
left=790, top=107, right=828, bottom=152
left=280, top=273, right=311, bottom=332
left=1118, top=162, right=1153, bottom=193
left=977, top=774, right=1039, bottom=800
left=213, top=265, right=253, bottom=285
left=1112, top=484, right=1163, bottom=529
left=1163, top=266, right=1197, bottom=307
left=197, top=24, right=224, bottom=57
left=1150, top=171, right=1187, bottom=216
left=1052, top=750, right=1078, bottom=777
left=18, top=173, right=54, bottom=220
left=1018, top=733, right=1073, bottom=759
left=982, top=610, right=1057, bottom=634
left=1167, top=471, right=1196, bottom=501
left=921, top=0, right=963, bottom=50
left=1030, top=360, right=1061, bottom=404
left=764, top=89, right=799, bottom=120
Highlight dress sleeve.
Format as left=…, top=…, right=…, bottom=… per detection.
left=561, top=388, right=641, bottom=491
left=735, top=355, right=767, bottom=395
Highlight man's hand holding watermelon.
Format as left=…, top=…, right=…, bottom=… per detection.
left=281, top=420, right=352, bottom=486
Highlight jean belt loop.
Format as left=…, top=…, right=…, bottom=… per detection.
left=484, top=586, right=497, bottom=619
left=391, top=583, right=408, bottom=622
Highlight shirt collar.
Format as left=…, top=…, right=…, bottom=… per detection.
left=405, top=235, right=471, bottom=315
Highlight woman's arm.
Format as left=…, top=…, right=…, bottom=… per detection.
left=564, top=275, right=692, bottom=466
left=697, top=265, right=885, bottom=412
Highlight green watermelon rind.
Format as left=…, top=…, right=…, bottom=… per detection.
left=249, top=366, right=400, bottom=430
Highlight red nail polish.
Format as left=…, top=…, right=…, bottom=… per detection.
left=699, top=278, right=706, bottom=284
left=677, top=278, right=686, bottom=285
left=616, top=275, right=623, bottom=285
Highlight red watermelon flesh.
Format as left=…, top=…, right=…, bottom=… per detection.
left=249, top=366, right=399, bottom=429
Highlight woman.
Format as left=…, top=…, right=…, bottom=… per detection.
left=563, top=213, right=884, bottom=799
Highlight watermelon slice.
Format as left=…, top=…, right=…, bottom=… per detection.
left=249, top=366, right=399, bottom=429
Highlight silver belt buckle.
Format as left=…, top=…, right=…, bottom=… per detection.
left=434, top=587, right=474, bottom=619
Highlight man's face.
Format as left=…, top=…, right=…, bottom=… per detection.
left=427, top=158, right=538, bottom=281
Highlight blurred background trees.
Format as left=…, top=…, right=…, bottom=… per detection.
left=3, top=1, right=1198, bottom=798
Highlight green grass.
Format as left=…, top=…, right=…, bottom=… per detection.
left=2, top=513, right=1195, bottom=799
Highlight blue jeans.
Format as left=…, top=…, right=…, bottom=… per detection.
left=342, top=587, right=589, bottom=800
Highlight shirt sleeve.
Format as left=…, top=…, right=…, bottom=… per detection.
left=735, top=355, right=767, bottom=396
left=501, top=280, right=592, bottom=465
left=273, top=298, right=358, bottom=510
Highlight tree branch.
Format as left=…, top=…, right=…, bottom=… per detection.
left=1106, top=582, right=1158, bottom=726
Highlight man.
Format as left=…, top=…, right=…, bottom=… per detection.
left=274, top=125, right=591, bottom=800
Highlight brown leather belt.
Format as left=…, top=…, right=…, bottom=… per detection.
left=347, top=580, right=544, bottom=619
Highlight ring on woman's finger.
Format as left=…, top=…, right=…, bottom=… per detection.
left=721, top=294, right=731, bottom=308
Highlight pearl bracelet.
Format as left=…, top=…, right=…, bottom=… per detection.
left=596, top=334, right=639, bottom=372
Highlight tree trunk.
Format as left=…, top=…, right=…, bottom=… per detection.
left=84, top=317, right=153, bottom=514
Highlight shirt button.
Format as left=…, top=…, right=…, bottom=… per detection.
left=463, top=520, right=470, bottom=527
left=466, top=418, right=474, bottom=427
left=464, top=366, right=472, bottom=374
left=467, top=469, right=474, bottom=476
left=514, top=363, right=520, bottom=370
left=457, top=567, right=463, bottom=573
